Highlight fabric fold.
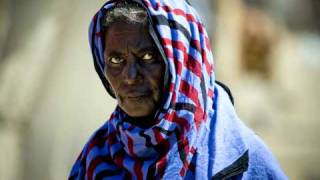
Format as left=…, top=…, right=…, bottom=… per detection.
left=69, top=0, right=287, bottom=179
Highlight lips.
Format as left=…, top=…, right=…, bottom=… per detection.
left=127, top=93, right=146, bottom=99
left=118, top=85, right=151, bottom=100
left=123, top=90, right=150, bottom=99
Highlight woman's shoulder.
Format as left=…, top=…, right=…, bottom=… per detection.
left=81, top=119, right=115, bottom=156
left=68, top=119, right=114, bottom=179
left=244, top=134, right=288, bottom=179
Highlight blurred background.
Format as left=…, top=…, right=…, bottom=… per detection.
left=0, top=0, right=319, bottom=179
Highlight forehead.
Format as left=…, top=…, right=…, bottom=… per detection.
left=104, top=21, right=154, bottom=51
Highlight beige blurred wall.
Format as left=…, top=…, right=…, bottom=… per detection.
left=0, top=0, right=319, bottom=180
left=0, top=1, right=115, bottom=179
left=215, top=0, right=320, bottom=179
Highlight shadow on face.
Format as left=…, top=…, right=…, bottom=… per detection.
left=104, top=21, right=165, bottom=122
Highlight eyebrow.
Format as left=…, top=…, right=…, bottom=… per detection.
left=137, top=46, right=158, bottom=54
left=106, top=46, right=157, bottom=56
left=104, top=51, right=124, bottom=59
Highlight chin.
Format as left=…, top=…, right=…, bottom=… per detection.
left=120, top=103, right=156, bottom=118
left=125, top=108, right=155, bottom=118
left=119, top=96, right=158, bottom=118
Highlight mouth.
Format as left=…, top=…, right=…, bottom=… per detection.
left=125, top=92, right=149, bottom=100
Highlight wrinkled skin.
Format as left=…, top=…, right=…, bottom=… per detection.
left=104, top=21, right=165, bottom=125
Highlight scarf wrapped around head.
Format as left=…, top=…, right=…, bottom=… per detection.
left=69, top=0, right=289, bottom=179
left=69, top=0, right=232, bottom=179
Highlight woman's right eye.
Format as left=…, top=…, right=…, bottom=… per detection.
left=109, top=57, right=124, bottom=64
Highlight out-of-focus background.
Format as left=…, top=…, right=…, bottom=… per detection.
left=0, top=0, right=319, bottom=179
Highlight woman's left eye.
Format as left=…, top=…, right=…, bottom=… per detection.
left=141, top=53, right=154, bottom=61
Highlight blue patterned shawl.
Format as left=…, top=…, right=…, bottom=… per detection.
left=69, top=0, right=287, bottom=179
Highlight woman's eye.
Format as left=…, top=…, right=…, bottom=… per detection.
left=141, top=53, right=154, bottom=61
left=109, top=57, right=124, bottom=64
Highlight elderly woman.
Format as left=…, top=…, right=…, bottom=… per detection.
left=69, top=0, right=287, bottom=179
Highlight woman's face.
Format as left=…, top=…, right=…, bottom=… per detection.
left=104, top=21, right=165, bottom=118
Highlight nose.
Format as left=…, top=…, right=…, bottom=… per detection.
left=124, top=57, right=141, bottom=85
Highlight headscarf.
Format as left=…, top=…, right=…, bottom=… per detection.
left=69, top=0, right=287, bottom=179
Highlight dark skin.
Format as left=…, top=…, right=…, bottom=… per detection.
left=104, top=21, right=165, bottom=127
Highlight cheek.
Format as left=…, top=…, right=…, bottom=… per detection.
left=105, top=65, right=123, bottom=76
left=105, top=69, right=121, bottom=92
left=107, top=78, right=124, bottom=104
left=147, top=66, right=165, bottom=89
